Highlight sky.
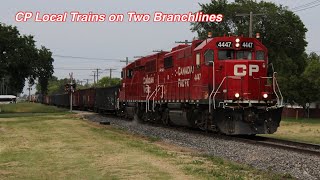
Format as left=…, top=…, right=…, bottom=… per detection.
left=0, top=0, right=319, bottom=95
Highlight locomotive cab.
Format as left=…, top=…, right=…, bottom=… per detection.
left=194, top=36, right=283, bottom=135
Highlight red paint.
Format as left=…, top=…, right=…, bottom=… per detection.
left=119, top=36, right=273, bottom=104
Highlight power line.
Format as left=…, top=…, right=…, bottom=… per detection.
left=95, top=68, right=102, bottom=82
left=294, top=4, right=320, bottom=12
left=53, top=54, right=124, bottom=61
left=90, top=72, right=96, bottom=84
left=292, top=0, right=320, bottom=12
left=120, top=57, right=131, bottom=65
left=291, top=0, right=320, bottom=10
left=236, top=12, right=264, bottom=38
left=55, top=68, right=95, bottom=70
left=83, top=79, right=92, bottom=85
left=106, top=68, right=117, bottom=79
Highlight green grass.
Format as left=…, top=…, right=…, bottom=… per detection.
left=0, top=102, right=67, bottom=113
left=261, top=117, right=320, bottom=144
left=0, top=103, right=292, bottom=179
left=282, top=117, right=320, bottom=124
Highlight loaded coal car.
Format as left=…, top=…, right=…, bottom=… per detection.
left=94, top=85, right=120, bottom=113
left=72, top=90, right=80, bottom=109
left=53, top=93, right=69, bottom=107
left=43, top=95, right=49, bottom=105
left=78, top=88, right=96, bottom=110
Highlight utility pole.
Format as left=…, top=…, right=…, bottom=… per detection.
left=77, top=80, right=85, bottom=86
left=106, top=68, right=117, bottom=79
left=27, top=85, right=32, bottom=102
left=236, top=12, right=264, bottom=38
left=120, top=57, right=130, bottom=65
left=69, top=72, right=73, bottom=112
left=83, top=79, right=91, bottom=85
left=91, top=71, right=96, bottom=84
left=95, top=68, right=102, bottom=82
left=175, top=40, right=192, bottom=45
left=1, top=77, right=4, bottom=95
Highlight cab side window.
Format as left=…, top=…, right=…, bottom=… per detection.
left=121, top=71, right=124, bottom=78
left=127, top=69, right=133, bottom=78
left=164, top=56, right=173, bottom=68
left=204, top=49, right=214, bottom=65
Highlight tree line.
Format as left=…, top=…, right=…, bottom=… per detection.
left=39, top=76, right=121, bottom=95
left=0, top=23, right=54, bottom=95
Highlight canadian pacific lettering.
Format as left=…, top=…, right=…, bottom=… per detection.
left=177, top=66, right=194, bottom=76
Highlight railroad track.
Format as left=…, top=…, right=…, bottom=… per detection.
left=236, top=135, right=320, bottom=156
left=84, top=112, right=320, bottom=157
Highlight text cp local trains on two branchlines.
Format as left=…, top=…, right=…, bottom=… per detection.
left=46, top=34, right=284, bottom=135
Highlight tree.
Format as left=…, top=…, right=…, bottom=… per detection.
left=0, top=23, right=54, bottom=95
left=33, top=47, right=54, bottom=95
left=191, top=0, right=308, bottom=104
left=299, top=53, right=320, bottom=105
left=37, top=76, right=69, bottom=95
left=96, top=77, right=121, bottom=87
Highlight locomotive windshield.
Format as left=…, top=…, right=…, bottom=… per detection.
left=256, top=51, right=265, bottom=60
left=218, top=50, right=264, bottom=60
left=236, top=51, right=252, bottom=60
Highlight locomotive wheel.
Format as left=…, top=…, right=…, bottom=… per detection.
left=161, top=108, right=170, bottom=126
left=134, top=106, right=144, bottom=122
left=196, top=109, right=210, bottom=131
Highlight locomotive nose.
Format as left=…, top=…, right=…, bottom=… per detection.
left=221, top=60, right=266, bottom=100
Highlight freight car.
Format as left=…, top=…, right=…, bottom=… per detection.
left=94, top=86, right=120, bottom=113
left=45, top=34, right=283, bottom=135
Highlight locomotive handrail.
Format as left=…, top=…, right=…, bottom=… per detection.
left=146, top=85, right=163, bottom=112
left=209, top=76, right=242, bottom=113
left=273, top=72, right=283, bottom=106
left=152, top=85, right=164, bottom=111
left=209, top=74, right=283, bottom=112
left=209, top=76, right=226, bottom=112
left=145, top=85, right=150, bottom=112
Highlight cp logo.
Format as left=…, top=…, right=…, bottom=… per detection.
left=234, top=64, right=259, bottom=76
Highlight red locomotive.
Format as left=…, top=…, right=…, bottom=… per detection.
left=119, top=35, right=283, bottom=135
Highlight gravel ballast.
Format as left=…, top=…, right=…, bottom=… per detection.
left=81, top=112, right=320, bottom=180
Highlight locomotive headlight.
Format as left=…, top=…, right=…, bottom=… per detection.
left=263, top=93, right=268, bottom=99
left=235, top=43, right=240, bottom=48
left=235, top=93, right=240, bottom=98
left=235, top=38, right=240, bottom=43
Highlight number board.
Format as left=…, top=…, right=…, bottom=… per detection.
left=216, top=41, right=232, bottom=48
left=241, top=42, right=254, bottom=48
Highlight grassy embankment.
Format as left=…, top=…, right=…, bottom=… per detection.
left=262, top=118, right=320, bottom=144
left=0, top=103, right=291, bottom=179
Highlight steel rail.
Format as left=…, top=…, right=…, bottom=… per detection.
left=236, top=136, right=320, bottom=156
